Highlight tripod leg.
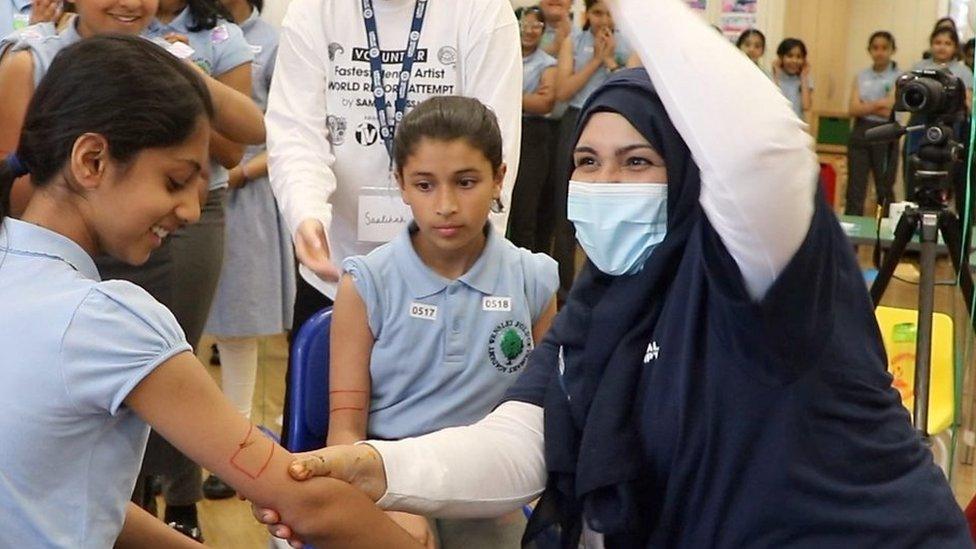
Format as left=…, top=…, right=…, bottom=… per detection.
left=871, top=212, right=919, bottom=306
left=913, top=212, right=939, bottom=438
left=939, top=211, right=976, bottom=463
left=938, top=211, right=976, bottom=322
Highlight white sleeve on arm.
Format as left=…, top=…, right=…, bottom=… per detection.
left=266, top=0, right=336, bottom=238
left=367, top=401, right=546, bottom=518
left=461, top=0, right=523, bottom=234
left=608, top=0, right=819, bottom=300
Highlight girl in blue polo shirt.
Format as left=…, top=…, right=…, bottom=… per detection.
left=0, top=0, right=263, bottom=537
left=508, top=5, right=558, bottom=251
left=846, top=31, right=899, bottom=216
left=773, top=37, right=813, bottom=120
left=0, top=34, right=415, bottom=549
left=327, top=96, right=558, bottom=548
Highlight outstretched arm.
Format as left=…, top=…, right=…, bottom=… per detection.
left=125, top=352, right=423, bottom=548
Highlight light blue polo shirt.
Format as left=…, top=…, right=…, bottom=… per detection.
left=522, top=46, right=556, bottom=96
left=856, top=64, right=899, bottom=122
left=777, top=72, right=813, bottom=119
left=0, top=0, right=31, bottom=38
left=568, top=29, right=631, bottom=109
left=144, top=9, right=253, bottom=190
left=343, top=226, right=558, bottom=440
left=0, top=218, right=190, bottom=548
left=0, top=17, right=73, bottom=86
left=240, top=7, right=277, bottom=163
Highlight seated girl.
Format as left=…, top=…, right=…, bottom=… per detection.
left=327, top=96, right=558, bottom=548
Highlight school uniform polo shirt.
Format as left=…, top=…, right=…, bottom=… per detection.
left=144, top=9, right=253, bottom=190
left=343, top=225, right=557, bottom=440
left=0, top=218, right=190, bottom=547
left=0, top=0, right=31, bottom=38
left=0, top=16, right=77, bottom=89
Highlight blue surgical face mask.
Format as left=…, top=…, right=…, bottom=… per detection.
left=567, top=181, right=668, bottom=276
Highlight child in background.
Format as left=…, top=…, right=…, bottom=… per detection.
left=845, top=31, right=899, bottom=216
left=508, top=5, right=557, bottom=251
left=965, top=38, right=975, bottom=71
left=327, top=96, right=558, bottom=549
left=736, top=28, right=766, bottom=75
left=912, top=27, right=973, bottom=101
left=773, top=37, right=813, bottom=121
left=0, top=34, right=410, bottom=549
left=202, top=0, right=295, bottom=503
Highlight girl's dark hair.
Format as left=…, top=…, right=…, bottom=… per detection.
left=185, top=0, right=233, bottom=32
left=736, top=28, right=766, bottom=51
left=393, top=96, right=503, bottom=176
left=582, top=0, right=602, bottom=31
left=247, top=0, right=263, bottom=13
left=930, top=26, right=960, bottom=48
left=868, top=30, right=896, bottom=51
left=966, top=38, right=976, bottom=53
left=934, top=16, right=956, bottom=31
left=776, top=37, right=807, bottom=59
left=0, top=35, right=214, bottom=219
left=516, top=5, right=545, bottom=27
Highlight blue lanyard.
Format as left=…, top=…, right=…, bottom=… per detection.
left=361, top=0, right=429, bottom=161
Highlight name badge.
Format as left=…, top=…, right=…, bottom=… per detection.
left=165, top=41, right=196, bottom=60
left=409, top=302, right=438, bottom=320
left=12, top=13, right=29, bottom=30
left=482, top=296, right=512, bottom=312
left=358, top=194, right=412, bottom=243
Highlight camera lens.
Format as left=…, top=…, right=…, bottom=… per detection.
left=903, top=84, right=928, bottom=111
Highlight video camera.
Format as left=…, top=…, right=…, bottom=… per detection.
left=864, top=68, right=967, bottom=207
left=894, top=68, right=966, bottom=121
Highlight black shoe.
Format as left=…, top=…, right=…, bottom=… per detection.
left=167, top=520, right=204, bottom=542
left=203, top=474, right=235, bottom=500
left=210, top=343, right=221, bottom=366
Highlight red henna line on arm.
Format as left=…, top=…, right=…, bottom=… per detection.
left=230, top=424, right=275, bottom=480
left=329, top=390, right=368, bottom=394
left=329, top=406, right=365, bottom=412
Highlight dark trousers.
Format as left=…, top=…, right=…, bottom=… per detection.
left=845, top=118, right=899, bottom=216
left=536, top=107, right=581, bottom=303
left=281, top=274, right=333, bottom=448
left=508, top=116, right=557, bottom=252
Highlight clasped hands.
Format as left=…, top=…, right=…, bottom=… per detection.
left=248, top=443, right=395, bottom=547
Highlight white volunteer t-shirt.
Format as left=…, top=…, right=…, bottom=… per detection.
left=267, top=0, right=522, bottom=298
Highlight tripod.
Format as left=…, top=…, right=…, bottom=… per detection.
left=867, top=123, right=975, bottom=440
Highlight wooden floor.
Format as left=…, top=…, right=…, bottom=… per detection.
left=185, top=250, right=976, bottom=547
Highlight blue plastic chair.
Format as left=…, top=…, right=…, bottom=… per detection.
left=286, top=307, right=333, bottom=453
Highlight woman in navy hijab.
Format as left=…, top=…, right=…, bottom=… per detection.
left=260, top=0, right=972, bottom=547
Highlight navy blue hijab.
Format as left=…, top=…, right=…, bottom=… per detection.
left=523, top=69, right=703, bottom=546
left=518, top=68, right=971, bottom=549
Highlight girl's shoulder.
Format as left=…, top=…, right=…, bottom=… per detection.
left=496, top=237, right=558, bottom=284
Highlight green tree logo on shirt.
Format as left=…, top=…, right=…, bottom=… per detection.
left=489, top=320, right=532, bottom=374
left=500, top=329, right=524, bottom=364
